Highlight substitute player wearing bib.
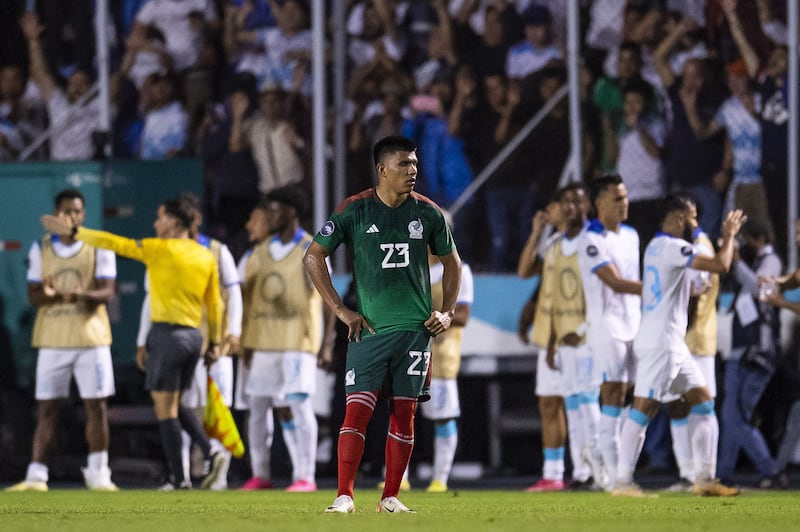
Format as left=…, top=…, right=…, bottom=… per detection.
left=239, top=184, right=329, bottom=493
left=614, top=194, right=743, bottom=497
left=541, top=185, right=603, bottom=490
left=305, top=135, right=461, bottom=514
left=577, top=175, right=642, bottom=490
left=420, top=253, right=473, bottom=493
left=8, top=189, right=117, bottom=492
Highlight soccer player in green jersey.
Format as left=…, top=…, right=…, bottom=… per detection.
left=304, top=135, right=462, bottom=513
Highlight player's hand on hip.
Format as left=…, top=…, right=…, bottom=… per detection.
left=425, top=310, right=453, bottom=336
left=337, top=307, right=374, bottom=342
left=136, top=346, right=148, bottom=371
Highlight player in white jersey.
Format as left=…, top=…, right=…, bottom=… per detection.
left=577, top=175, right=642, bottom=490
left=614, top=194, right=743, bottom=497
left=136, top=195, right=243, bottom=489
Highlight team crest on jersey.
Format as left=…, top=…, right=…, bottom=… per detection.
left=345, top=368, right=356, bottom=386
left=681, top=246, right=693, bottom=256
left=586, top=245, right=598, bottom=257
left=320, top=220, right=335, bottom=236
left=408, top=219, right=423, bottom=239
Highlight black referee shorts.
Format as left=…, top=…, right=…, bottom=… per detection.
left=145, top=322, right=202, bottom=392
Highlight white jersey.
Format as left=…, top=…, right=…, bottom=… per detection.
left=577, top=220, right=641, bottom=343
left=429, top=262, right=474, bottom=306
left=635, top=233, right=700, bottom=353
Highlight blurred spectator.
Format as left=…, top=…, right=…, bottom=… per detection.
left=139, top=72, right=189, bottom=159
left=37, top=0, right=95, bottom=77
left=0, top=64, right=46, bottom=161
left=654, top=16, right=726, bottom=240
left=230, top=81, right=305, bottom=194
left=593, top=40, right=658, bottom=172
left=451, top=3, right=517, bottom=81
left=706, top=0, right=773, bottom=70
left=616, top=79, right=666, bottom=250
left=19, top=11, right=99, bottom=161
left=131, top=0, right=218, bottom=72
left=346, top=0, right=406, bottom=69
left=232, top=0, right=312, bottom=95
left=401, top=0, right=441, bottom=70
left=413, top=0, right=458, bottom=93
left=505, top=4, right=561, bottom=80
left=196, top=73, right=260, bottom=255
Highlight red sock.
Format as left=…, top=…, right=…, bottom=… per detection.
left=382, top=398, right=416, bottom=499
left=337, top=391, right=377, bottom=497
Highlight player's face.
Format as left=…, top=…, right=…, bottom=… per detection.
left=377, top=150, right=418, bottom=196
left=55, top=197, right=85, bottom=229
left=263, top=200, right=291, bottom=235
left=560, top=189, right=584, bottom=225
left=597, top=183, right=628, bottom=224
left=682, top=204, right=698, bottom=241
left=246, top=208, right=270, bottom=243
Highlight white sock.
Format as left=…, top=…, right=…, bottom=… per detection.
left=565, top=396, right=590, bottom=482
left=180, top=430, right=191, bottom=481
left=27, top=462, right=48, bottom=483
left=87, top=451, right=108, bottom=472
left=689, top=401, right=718, bottom=482
left=598, top=406, right=622, bottom=487
left=248, top=396, right=274, bottom=480
left=289, top=398, right=318, bottom=482
left=542, top=447, right=565, bottom=481
left=670, top=417, right=694, bottom=482
left=432, top=419, right=458, bottom=484
left=616, top=409, right=650, bottom=487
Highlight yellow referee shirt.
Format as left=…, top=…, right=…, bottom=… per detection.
left=76, top=227, right=222, bottom=343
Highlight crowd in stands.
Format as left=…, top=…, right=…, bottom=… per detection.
left=0, top=0, right=795, bottom=269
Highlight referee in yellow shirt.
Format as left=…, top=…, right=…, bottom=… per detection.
left=42, top=196, right=226, bottom=490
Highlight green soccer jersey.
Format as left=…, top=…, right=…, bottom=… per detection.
left=313, top=188, right=456, bottom=336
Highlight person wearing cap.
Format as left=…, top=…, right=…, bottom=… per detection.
left=40, top=197, right=227, bottom=491
left=238, top=184, right=334, bottom=492
left=229, top=80, right=305, bottom=195
left=505, top=4, right=562, bottom=80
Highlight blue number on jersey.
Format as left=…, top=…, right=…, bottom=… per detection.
left=642, top=265, right=662, bottom=312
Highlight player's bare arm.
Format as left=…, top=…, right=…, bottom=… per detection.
left=691, top=210, right=746, bottom=274
left=594, top=263, right=643, bottom=296
left=303, top=241, right=375, bottom=341
left=425, top=250, right=462, bottom=336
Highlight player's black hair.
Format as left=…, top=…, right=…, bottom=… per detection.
left=54, top=189, right=85, bottom=208
left=162, top=197, right=194, bottom=230
left=587, top=174, right=623, bottom=208
left=551, top=182, right=587, bottom=203
left=658, top=193, right=696, bottom=225
left=373, top=135, right=417, bottom=167
left=177, top=192, right=202, bottom=215
left=265, top=183, right=310, bottom=218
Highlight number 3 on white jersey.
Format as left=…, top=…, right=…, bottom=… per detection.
left=380, top=243, right=410, bottom=269
left=407, top=350, right=431, bottom=376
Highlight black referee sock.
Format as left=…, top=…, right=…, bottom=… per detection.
left=158, top=418, right=186, bottom=485
left=178, top=406, right=212, bottom=458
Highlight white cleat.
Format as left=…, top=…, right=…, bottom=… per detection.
left=82, top=467, right=120, bottom=492
left=325, top=495, right=355, bottom=513
left=377, top=496, right=415, bottom=513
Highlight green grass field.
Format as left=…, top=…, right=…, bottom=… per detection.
left=1, top=489, right=799, bottom=532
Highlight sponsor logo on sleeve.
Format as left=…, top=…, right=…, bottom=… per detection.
left=320, top=220, right=335, bottom=237
left=586, top=245, right=598, bottom=257
left=681, top=246, right=693, bottom=256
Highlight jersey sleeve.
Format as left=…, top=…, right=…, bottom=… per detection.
left=668, top=238, right=700, bottom=268
left=457, top=264, right=474, bottom=305
left=313, top=208, right=348, bottom=252
left=94, top=249, right=117, bottom=280
left=581, top=231, right=612, bottom=274
left=218, top=244, right=241, bottom=287
left=27, top=241, right=42, bottom=282
left=428, top=207, right=456, bottom=256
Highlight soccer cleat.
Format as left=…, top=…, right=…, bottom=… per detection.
left=377, top=478, right=411, bottom=491
left=665, top=478, right=693, bottom=493
left=692, top=479, right=740, bottom=497
left=286, top=479, right=317, bottom=492
left=377, top=496, right=415, bottom=513
left=5, top=480, right=48, bottom=492
left=758, top=471, right=789, bottom=490
left=525, top=478, right=566, bottom=492
left=581, top=446, right=608, bottom=490
left=325, top=495, right=355, bottom=513
left=611, top=482, right=657, bottom=498
left=570, top=477, right=603, bottom=492
left=240, top=477, right=273, bottom=491
left=158, top=480, right=191, bottom=491
left=82, top=467, right=120, bottom=492
left=200, top=452, right=227, bottom=490
left=426, top=479, right=448, bottom=493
